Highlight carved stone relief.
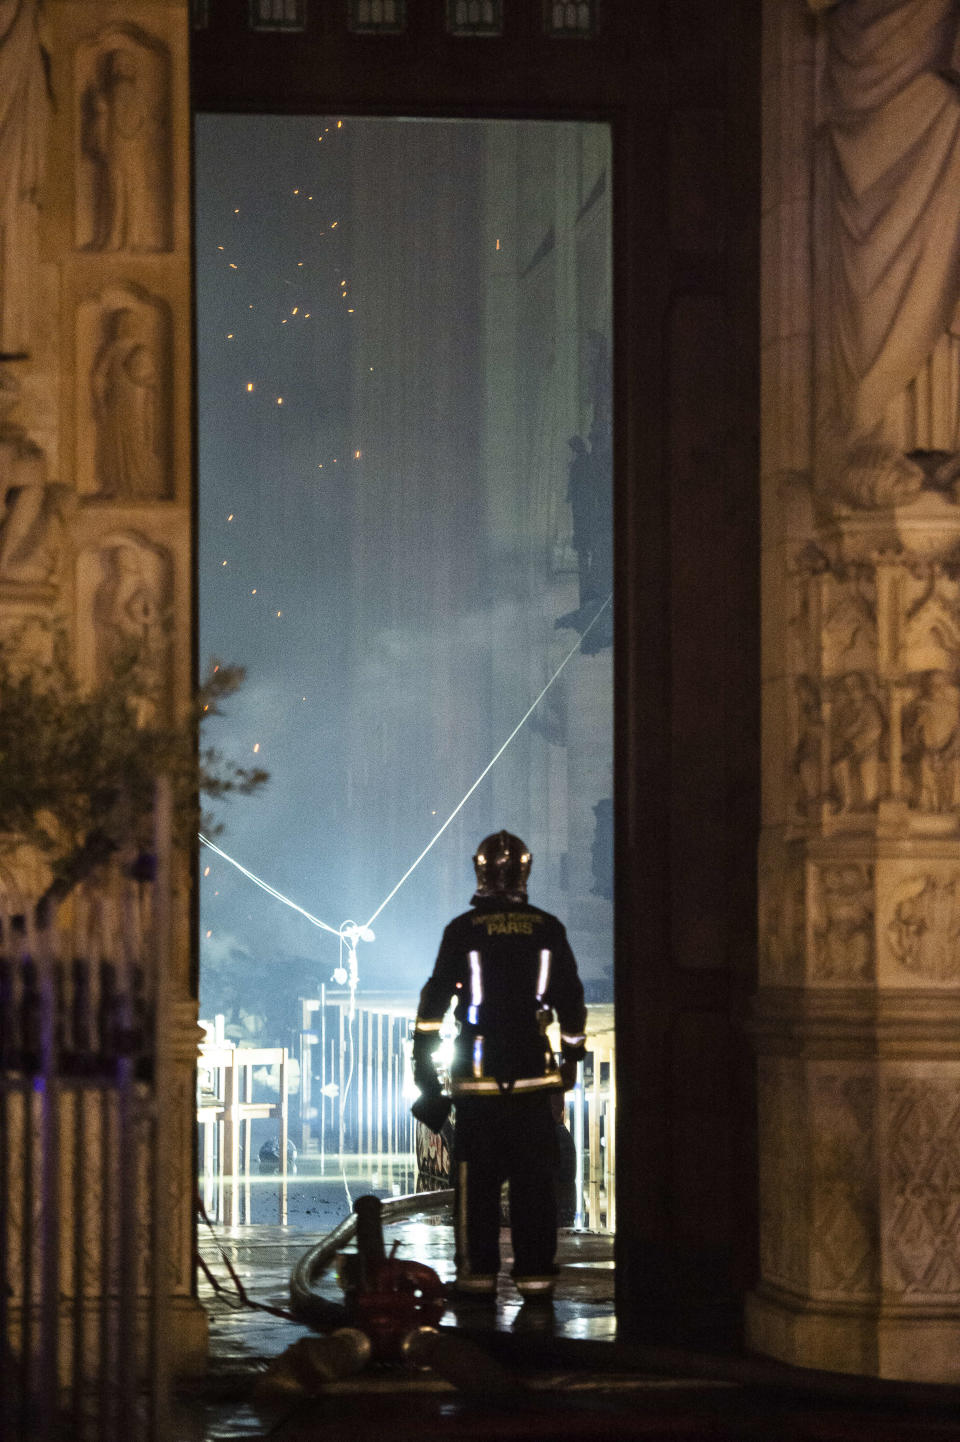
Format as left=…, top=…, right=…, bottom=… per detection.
left=886, top=874, right=960, bottom=982
left=0, top=427, right=66, bottom=586
left=0, top=0, right=49, bottom=356
left=809, top=1072, right=877, bottom=1296
left=899, top=568, right=960, bottom=675
left=820, top=570, right=877, bottom=676
left=792, top=674, right=824, bottom=815
left=884, top=1077, right=960, bottom=1298
left=900, top=671, right=960, bottom=813
left=76, top=27, right=172, bottom=254
left=811, top=864, right=874, bottom=983
left=827, top=671, right=885, bottom=813
left=76, top=286, right=171, bottom=500
left=76, top=531, right=172, bottom=726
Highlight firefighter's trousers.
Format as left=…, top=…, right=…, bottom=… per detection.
left=452, top=1090, right=559, bottom=1282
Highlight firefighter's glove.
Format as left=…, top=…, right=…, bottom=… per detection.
left=411, top=1091, right=452, bottom=1134
left=412, top=1027, right=442, bottom=1097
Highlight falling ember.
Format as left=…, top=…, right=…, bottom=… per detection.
left=246, top=382, right=254, bottom=391
left=331, top=221, right=339, bottom=228
left=227, top=513, right=234, bottom=521
left=277, top=396, right=284, bottom=405
left=354, top=449, right=361, bottom=459
left=337, top=120, right=343, bottom=128
left=251, top=588, right=257, bottom=594
left=205, top=930, right=212, bottom=939
left=221, top=560, right=227, bottom=566
left=204, top=866, right=211, bottom=877
left=276, top=610, right=283, bottom=617
left=228, top=262, right=238, bottom=270
left=292, top=307, right=298, bottom=314
left=226, top=333, right=234, bottom=339
left=253, top=742, right=260, bottom=754
left=496, top=238, right=501, bottom=250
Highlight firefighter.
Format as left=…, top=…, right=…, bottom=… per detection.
left=411, top=831, right=587, bottom=1300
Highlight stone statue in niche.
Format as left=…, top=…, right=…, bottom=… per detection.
left=79, top=35, right=171, bottom=254
left=902, top=670, right=960, bottom=812
left=0, top=429, right=65, bottom=586
left=829, top=671, right=884, bottom=812
left=92, top=540, right=168, bottom=726
left=91, top=306, right=164, bottom=499
left=813, top=864, right=874, bottom=981
left=812, top=0, right=960, bottom=507
left=0, top=0, right=49, bottom=356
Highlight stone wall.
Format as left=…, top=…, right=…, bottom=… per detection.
left=752, top=0, right=960, bottom=1382
left=0, top=0, right=205, bottom=1374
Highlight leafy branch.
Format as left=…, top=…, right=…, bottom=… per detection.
left=0, top=639, right=268, bottom=913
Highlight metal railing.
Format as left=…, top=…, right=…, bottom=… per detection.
left=0, top=883, right=169, bottom=1442
left=298, top=992, right=615, bottom=1230
left=197, top=1042, right=291, bottom=1224
left=298, top=990, right=418, bottom=1165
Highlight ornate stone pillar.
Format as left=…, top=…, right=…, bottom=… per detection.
left=0, top=0, right=206, bottom=1374
left=751, top=0, right=960, bottom=1382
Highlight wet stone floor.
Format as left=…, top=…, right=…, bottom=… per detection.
left=175, top=1198, right=620, bottom=1439
left=173, top=1189, right=960, bottom=1441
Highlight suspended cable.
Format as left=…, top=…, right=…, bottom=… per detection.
left=198, top=593, right=612, bottom=973
left=361, top=594, right=612, bottom=932
left=197, top=833, right=341, bottom=937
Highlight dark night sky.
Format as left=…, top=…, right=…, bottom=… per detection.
left=196, top=115, right=360, bottom=1013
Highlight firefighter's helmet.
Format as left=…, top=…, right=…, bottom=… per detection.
left=472, top=831, right=532, bottom=903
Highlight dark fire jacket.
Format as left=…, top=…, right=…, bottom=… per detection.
left=413, top=898, right=588, bottom=1096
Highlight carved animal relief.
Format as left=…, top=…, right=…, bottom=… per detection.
left=812, top=864, right=874, bottom=983
left=887, top=875, right=960, bottom=983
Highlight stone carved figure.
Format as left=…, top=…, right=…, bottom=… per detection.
left=91, top=307, right=165, bottom=499
left=794, top=675, right=825, bottom=811
left=92, top=540, right=168, bottom=726
left=80, top=37, right=171, bottom=253
left=888, top=874, right=960, bottom=981
left=829, top=671, right=884, bottom=811
left=813, top=864, right=874, bottom=981
left=813, top=0, right=960, bottom=505
left=0, top=430, right=64, bottom=585
left=0, top=0, right=48, bottom=355
left=902, top=670, right=960, bottom=812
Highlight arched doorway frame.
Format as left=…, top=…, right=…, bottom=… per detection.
left=190, top=0, right=761, bottom=1344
